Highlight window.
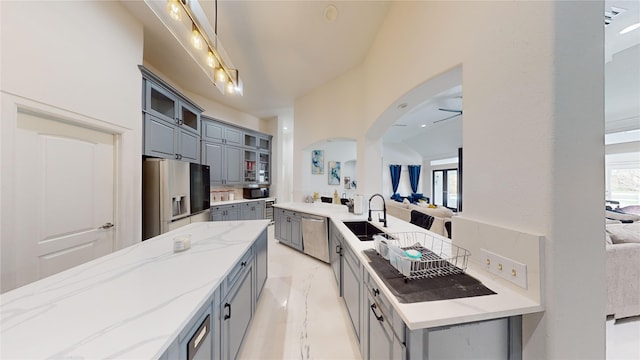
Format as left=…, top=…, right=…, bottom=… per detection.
left=606, top=152, right=640, bottom=208
left=433, top=168, right=458, bottom=210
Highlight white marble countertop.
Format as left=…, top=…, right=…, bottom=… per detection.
left=0, top=220, right=270, bottom=359
left=210, top=197, right=276, bottom=206
left=274, top=202, right=542, bottom=331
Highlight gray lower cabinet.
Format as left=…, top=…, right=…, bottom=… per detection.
left=220, top=260, right=254, bottom=360
left=254, top=229, right=268, bottom=298
left=240, top=201, right=264, bottom=220
left=211, top=204, right=239, bottom=221
left=159, top=228, right=269, bottom=360
left=329, top=220, right=343, bottom=294
left=275, top=209, right=302, bottom=251
left=342, top=243, right=362, bottom=342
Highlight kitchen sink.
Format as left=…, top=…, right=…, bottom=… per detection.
left=342, top=221, right=394, bottom=241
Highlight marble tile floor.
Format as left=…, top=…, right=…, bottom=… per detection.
left=239, top=225, right=639, bottom=359
left=237, top=225, right=360, bottom=359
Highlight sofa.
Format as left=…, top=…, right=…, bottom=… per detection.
left=605, top=209, right=640, bottom=320
left=386, top=200, right=454, bottom=238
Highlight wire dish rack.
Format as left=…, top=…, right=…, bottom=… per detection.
left=373, top=232, right=470, bottom=281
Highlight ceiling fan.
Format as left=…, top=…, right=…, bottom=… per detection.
left=434, top=108, right=463, bottom=123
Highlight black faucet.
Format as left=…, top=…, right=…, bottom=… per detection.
left=368, top=193, right=387, bottom=227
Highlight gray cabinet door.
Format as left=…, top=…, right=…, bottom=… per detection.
left=290, top=216, right=302, bottom=250
left=178, top=129, right=200, bottom=163
left=225, top=206, right=239, bottom=221
left=220, top=265, right=253, bottom=360
left=329, top=222, right=342, bottom=292
left=202, top=142, right=224, bottom=185
left=343, top=245, right=361, bottom=341
left=144, top=114, right=177, bottom=159
left=254, top=231, right=268, bottom=298
left=366, top=291, right=394, bottom=360
left=210, top=208, right=223, bottom=222
left=254, top=201, right=265, bottom=219
left=224, top=126, right=243, bottom=147
left=240, top=203, right=254, bottom=220
left=145, top=81, right=177, bottom=123
left=179, top=101, right=200, bottom=135
left=274, top=210, right=284, bottom=241
left=225, top=146, right=243, bottom=185
left=202, top=120, right=225, bottom=143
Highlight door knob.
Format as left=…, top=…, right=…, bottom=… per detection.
left=99, top=222, right=114, bottom=229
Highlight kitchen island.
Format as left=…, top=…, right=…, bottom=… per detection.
left=274, top=202, right=544, bottom=359
left=0, top=220, right=269, bottom=359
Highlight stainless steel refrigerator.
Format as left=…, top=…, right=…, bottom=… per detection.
left=142, top=158, right=191, bottom=240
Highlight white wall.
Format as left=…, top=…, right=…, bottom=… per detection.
left=0, top=1, right=144, bottom=292
left=293, top=1, right=605, bottom=358
left=381, top=143, right=423, bottom=199
left=301, top=139, right=357, bottom=201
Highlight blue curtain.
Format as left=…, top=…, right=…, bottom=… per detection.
left=408, top=165, right=421, bottom=201
left=389, top=165, right=402, bottom=201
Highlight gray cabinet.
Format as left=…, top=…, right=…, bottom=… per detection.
left=202, top=119, right=243, bottom=147
left=210, top=204, right=239, bottom=221
left=201, top=117, right=271, bottom=186
left=202, top=141, right=242, bottom=186
left=144, top=114, right=200, bottom=162
left=362, top=272, right=405, bottom=360
left=254, top=230, right=268, bottom=299
left=329, top=220, right=343, bottom=293
left=275, top=209, right=302, bottom=251
left=141, top=67, right=202, bottom=162
left=220, top=256, right=254, bottom=360
left=342, top=243, right=362, bottom=342
left=240, top=201, right=264, bottom=220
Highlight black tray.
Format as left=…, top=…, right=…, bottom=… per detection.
left=363, top=249, right=496, bottom=303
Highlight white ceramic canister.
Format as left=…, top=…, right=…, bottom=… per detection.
left=228, top=191, right=235, bottom=201
left=353, top=194, right=364, bottom=215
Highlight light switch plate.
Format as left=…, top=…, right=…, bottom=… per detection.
left=480, top=248, right=528, bottom=289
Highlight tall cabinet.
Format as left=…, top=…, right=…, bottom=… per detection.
left=201, top=117, right=272, bottom=186
left=140, top=66, right=203, bottom=162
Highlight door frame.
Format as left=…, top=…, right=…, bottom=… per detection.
left=1, top=92, right=131, bottom=292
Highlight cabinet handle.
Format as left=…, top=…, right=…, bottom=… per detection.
left=223, top=303, right=231, bottom=320
left=175, top=118, right=180, bottom=125
left=175, top=154, right=180, bottom=160
left=370, top=303, right=384, bottom=322
left=336, top=245, right=342, bottom=254
left=241, top=261, right=247, bottom=267
left=179, top=119, right=184, bottom=126
left=373, top=288, right=380, bottom=297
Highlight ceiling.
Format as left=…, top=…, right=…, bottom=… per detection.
left=123, top=0, right=640, bottom=158
left=123, top=0, right=390, bottom=119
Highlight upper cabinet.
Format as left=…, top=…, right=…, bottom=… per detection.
left=202, top=120, right=243, bottom=147
left=202, top=116, right=272, bottom=186
left=140, top=66, right=203, bottom=161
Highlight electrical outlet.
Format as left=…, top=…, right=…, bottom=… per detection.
left=480, top=248, right=527, bottom=289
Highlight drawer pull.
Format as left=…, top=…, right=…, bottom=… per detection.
left=370, top=303, right=383, bottom=322
left=373, top=288, right=380, bottom=297
left=223, top=303, right=231, bottom=320
left=241, top=261, right=247, bottom=267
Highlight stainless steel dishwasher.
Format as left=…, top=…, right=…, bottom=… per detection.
left=301, top=215, right=329, bottom=263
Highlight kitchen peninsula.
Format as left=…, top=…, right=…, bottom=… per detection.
left=0, top=221, right=269, bottom=360
left=274, top=202, right=543, bottom=359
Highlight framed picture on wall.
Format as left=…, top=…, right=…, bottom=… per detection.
left=311, top=150, right=324, bottom=174
left=328, top=161, right=341, bottom=185
left=344, top=176, right=351, bottom=189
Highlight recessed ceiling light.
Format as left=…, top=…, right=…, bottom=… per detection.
left=421, top=124, right=426, bottom=128
left=323, top=5, right=338, bottom=22
left=397, top=103, right=408, bottom=109
left=620, top=22, right=640, bottom=35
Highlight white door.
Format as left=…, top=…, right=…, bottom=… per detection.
left=14, top=111, right=115, bottom=287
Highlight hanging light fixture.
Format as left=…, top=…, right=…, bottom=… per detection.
left=144, top=0, right=242, bottom=96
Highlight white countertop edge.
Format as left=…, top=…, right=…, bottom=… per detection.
left=273, top=202, right=544, bottom=331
